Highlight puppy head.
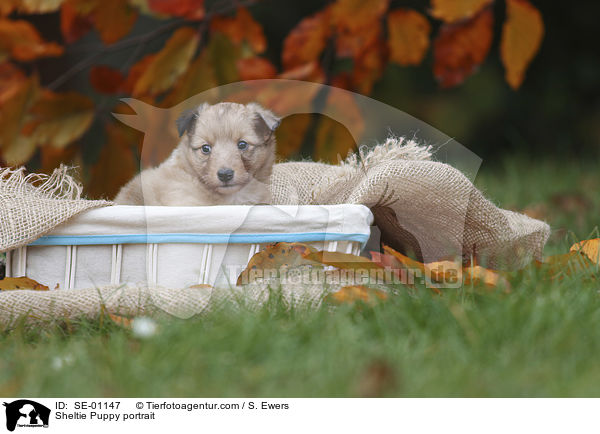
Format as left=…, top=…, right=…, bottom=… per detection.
left=176, top=102, right=280, bottom=195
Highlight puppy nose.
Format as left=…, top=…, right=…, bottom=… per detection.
left=217, top=168, right=234, bottom=182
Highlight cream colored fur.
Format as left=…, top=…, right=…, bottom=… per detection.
left=114, top=102, right=279, bottom=206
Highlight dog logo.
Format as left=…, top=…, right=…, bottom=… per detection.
left=2, top=400, right=50, bottom=431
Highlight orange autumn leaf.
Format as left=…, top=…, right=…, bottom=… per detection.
left=335, top=19, right=380, bottom=58
left=463, top=265, right=511, bottom=291
left=351, top=37, right=387, bottom=94
left=325, top=285, right=388, bottom=305
left=211, top=7, right=266, bottom=54
left=304, top=251, right=384, bottom=272
left=0, top=277, right=49, bottom=291
left=162, top=51, right=218, bottom=106
left=133, top=27, right=199, bottom=97
left=121, top=53, right=156, bottom=95
left=93, top=0, right=138, bottom=45
left=236, top=57, right=277, bottom=81
left=570, top=239, right=600, bottom=265
left=282, top=7, right=332, bottom=70
left=1, top=0, right=63, bottom=16
left=331, top=0, right=389, bottom=33
left=500, top=0, right=544, bottom=89
left=429, top=0, right=493, bottom=23
left=535, top=251, right=596, bottom=280
left=108, top=313, right=133, bottom=327
left=90, top=65, right=125, bottom=94
left=237, top=242, right=321, bottom=285
left=278, top=61, right=325, bottom=83
left=60, top=1, right=92, bottom=44
left=433, top=7, right=493, bottom=88
left=147, top=0, right=204, bottom=20
left=0, top=18, right=63, bottom=62
left=387, top=9, right=431, bottom=66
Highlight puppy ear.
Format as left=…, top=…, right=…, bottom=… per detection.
left=247, top=103, right=281, bottom=132
left=175, top=103, right=208, bottom=137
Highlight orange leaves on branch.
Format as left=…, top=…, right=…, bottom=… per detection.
left=0, top=18, right=63, bottom=62
left=500, top=0, right=544, bottom=89
left=429, top=0, right=493, bottom=23
left=1, top=0, right=63, bottom=17
left=90, top=65, right=125, bottom=94
left=60, top=0, right=137, bottom=45
left=132, top=27, right=199, bottom=97
left=387, top=9, right=431, bottom=66
left=331, top=0, right=389, bottom=33
left=282, top=8, right=332, bottom=70
left=147, top=0, right=204, bottom=20
left=211, top=7, right=266, bottom=54
left=433, top=7, right=493, bottom=88
left=236, top=57, right=276, bottom=81
left=162, top=51, right=217, bottom=106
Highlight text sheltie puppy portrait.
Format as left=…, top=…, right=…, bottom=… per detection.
left=114, top=102, right=280, bottom=206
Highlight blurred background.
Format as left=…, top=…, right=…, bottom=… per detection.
left=0, top=0, right=598, bottom=205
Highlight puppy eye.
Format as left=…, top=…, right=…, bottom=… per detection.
left=237, top=140, right=248, bottom=150
left=200, top=144, right=211, bottom=154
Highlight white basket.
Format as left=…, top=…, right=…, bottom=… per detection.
left=5, top=205, right=373, bottom=289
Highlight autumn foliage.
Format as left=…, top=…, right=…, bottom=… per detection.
left=0, top=0, right=544, bottom=199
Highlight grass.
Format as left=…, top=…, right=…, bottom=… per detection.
left=1, top=157, right=599, bottom=397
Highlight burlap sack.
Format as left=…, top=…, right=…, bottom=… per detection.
left=0, top=166, right=110, bottom=252
left=0, top=137, right=550, bottom=327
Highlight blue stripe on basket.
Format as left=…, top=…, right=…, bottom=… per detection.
left=29, top=232, right=370, bottom=246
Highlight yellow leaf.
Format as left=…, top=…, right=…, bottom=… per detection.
left=429, top=0, right=493, bottom=23
left=332, top=0, right=389, bottom=32
left=162, top=51, right=218, bottom=106
left=0, top=276, right=49, bottom=291
left=570, top=239, right=600, bottom=265
left=463, top=265, right=511, bottom=291
left=325, top=285, right=388, bottom=305
left=26, top=90, right=95, bottom=149
left=237, top=242, right=321, bottom=285
left=387, top=9, right=431, bottom=66
left=133, top=27, right=199, bottom=97
left=210, top=6, right=266, bottom=53
left=500, top=0, right=544, bottom=89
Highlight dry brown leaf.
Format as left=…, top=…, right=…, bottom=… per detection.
left=282, top=7, right=332, bottom=70
left=89, top=65, right=125, bottom=94
left=536, top=251, right=596, bottom=279
left=570, top=239, right=600, bottom=265
left=0, top=18, right=63, bottom=62
left=433, top=7, right=493, bottom=88
left=60, top=0, right=93, bottom=43
left=500, top=0, right=544, bottom=89
left=133, top=27, right=199, bottom=97
left=387, top=9, right=431, bottom=66
left=325, top=285, right=388, bottom=305
left=0, top=276, right=49, bottom=291
left=237, top=242, right=321, bottom=286
left=429, top=0, right=493, bottom=23
left=108, top=313, right=132, bottom=328
left=304, top=251, right=385, bottom=272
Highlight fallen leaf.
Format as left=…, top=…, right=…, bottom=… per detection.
left=570, top=239, right=600, bottom=265
left=387, top=9, right=431, bottom=66
left=108, top=313, right=132, bottom=328
left=304, top=251, right=384, bottom=272
left=211, top=7, right=266, bottom=54
left=0, top=18, right=64, bottom=62
left=325, top=285, right=388, bottom=305
left=236, top=57, right=277, bottom=81
left=90, top=65, right=125, bottom=94
left=536, top=251, right=596, bottom=279
left=0, top=276, right=49, bottom=291
left=237, top=242, right=321, bottom=285
left=429, top=0, right=493, bottom=23
left=433, top=7, right=493, bottom=88
left=463, top=265, right=511, bottom=291
left=147, top=0, right=204, bottom=20
left=500, top=0, right=544, bottom=89
left=282, top=7, right=332, bottom=70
